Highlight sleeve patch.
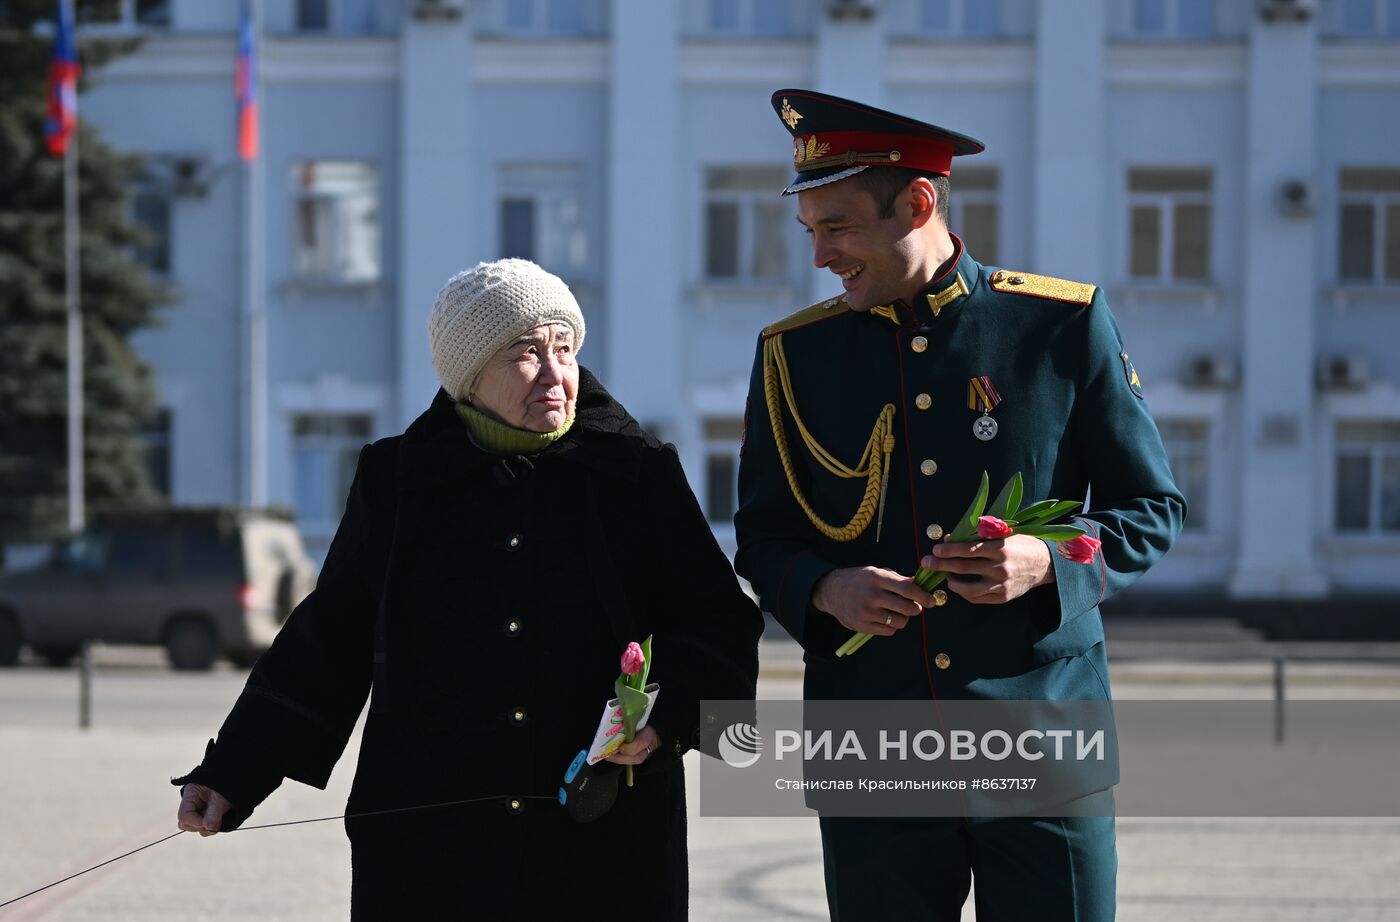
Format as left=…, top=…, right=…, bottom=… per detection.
left=1121, top=352, right=1144, bottom=399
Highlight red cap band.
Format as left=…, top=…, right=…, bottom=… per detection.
left=793, top=130, right=954, bottom=176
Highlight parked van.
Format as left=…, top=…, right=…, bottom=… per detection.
left=0, top=507, right=315, bottom=670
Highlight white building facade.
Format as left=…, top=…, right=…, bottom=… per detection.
left=81, top=0, right=1400, bottom=608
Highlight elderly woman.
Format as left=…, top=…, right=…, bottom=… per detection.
left=174, top=259, right=763, bottom=919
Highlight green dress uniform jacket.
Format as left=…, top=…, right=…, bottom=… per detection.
left=735, top=238, right=1186, bottom=705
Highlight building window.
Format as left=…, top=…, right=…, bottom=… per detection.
left=704, top=166, right=790, bottom=283
left=952, top=167, right=999, bottom=266
left=1339, top=167, right=1400, bottom=284
left=1158, top=419, right=1209, bottom=532
left=78, top=0, right=171, bottom=27
left=138, top=408, right=172, bottom=500
left=703, top=417, right=743, bottom=524
left=130, top=182, right=172, bottom=275
left=1327, top=0, right=1400, bottom=37
left=698, top=0, right=808, bottom=37
left=916, top=0, right=1001, bottom=37
left=1128, top=168, right=1212, bottom=283
left=292, top=414, right=372, bottom=532
left=291, top=161, right=381, bottom=283
left=497, top=164, right=590, bottom=280
left=1335, top=421, right=1400, bottom=535
left=496, top=0, right=606, bottom=36
left=1129, top=0, right=1216, bottom=38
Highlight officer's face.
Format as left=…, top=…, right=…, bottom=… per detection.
left=469, top=323, right=579, bottom=432
left=796, top=178, right=923, bottom=312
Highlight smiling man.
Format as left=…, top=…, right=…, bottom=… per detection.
left=734, top=89, right=1186, bottom=921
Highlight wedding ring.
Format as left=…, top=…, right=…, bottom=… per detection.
left=884, top=613, right=893, bottom=626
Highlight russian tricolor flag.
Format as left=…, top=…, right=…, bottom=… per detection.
left=44, top=0, right=79, bottom=158
left=236, top=1, right=258, bottom=161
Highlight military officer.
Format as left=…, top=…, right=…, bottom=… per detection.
left=734, top=89, right=1186, bottom=921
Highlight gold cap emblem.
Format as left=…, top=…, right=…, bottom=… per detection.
left=781, top=97, right=803, bottom=130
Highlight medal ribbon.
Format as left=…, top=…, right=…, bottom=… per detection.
left=967, top=376, right=1002, bottom=414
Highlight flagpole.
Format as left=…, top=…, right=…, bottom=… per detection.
left=62, top=0, right=83, bottom=535
left=240, top=0, right=267, bottom=508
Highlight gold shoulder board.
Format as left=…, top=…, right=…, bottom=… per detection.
left=988, top=270, right=1096, bottom=307
left=762, top=294, right=850, bottom=339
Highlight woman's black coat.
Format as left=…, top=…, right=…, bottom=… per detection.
left=175, top=370, right=763, bottom=919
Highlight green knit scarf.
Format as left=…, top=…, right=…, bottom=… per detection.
left=455, top=401, right=575, bottom=455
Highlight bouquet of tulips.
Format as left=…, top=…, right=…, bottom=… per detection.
left=834, top=472, right=1102, bottom=657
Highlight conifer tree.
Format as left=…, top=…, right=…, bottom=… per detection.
left=0, top=1, right=168, bottom=546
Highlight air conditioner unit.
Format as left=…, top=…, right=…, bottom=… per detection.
left=827, top=0, right=878, bottom=22
left=1184, top=353, right=1238, bottom=389
left=1278, top=178, right=1313, bottom=217
left=412, top=0, right=465, bottom=21
left=1258, top=0, right=1317, bottom=23
left=1318, top=354, right=1370, bottom=391
left=170, top=155, right=211, bottom=198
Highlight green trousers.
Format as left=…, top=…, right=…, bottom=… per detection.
left=819, top=811, right=1116, bottom=921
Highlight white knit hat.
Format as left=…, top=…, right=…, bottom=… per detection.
left=427, top=259, right=586, bottom=401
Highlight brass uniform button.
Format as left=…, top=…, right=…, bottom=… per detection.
left=911, top=335, right=929, bottom=353
left=932, top=589, right=948, bottom=606
left=510, top=707, right=528, bottom=725
left=920, top=459, right=938, bottom=476
left=990, top=270, right=1005, bottom=283
left=914, top=393, right=932, bottom=410
left=926, top=523, right=943, bottom=540
left=1010, top=275, right=1025, bottom=285
left=504, top=618, right=522, bottom=636
left=507, top=534, right=522, bottom=550
left=934, top=653, right=951, bottom=670
left=508, top=798, right=524, bottom=815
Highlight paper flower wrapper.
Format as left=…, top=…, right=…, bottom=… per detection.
left=586, top=683, right=660, bottom=765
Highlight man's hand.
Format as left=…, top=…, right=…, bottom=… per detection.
left=811, top=566, right=936, bottom=636
left=923, top=535, right=1054, bottom=605
left=177, top=783, right=232, bottom=837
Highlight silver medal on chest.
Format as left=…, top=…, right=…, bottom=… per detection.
left=973, top=414, right=998, bottom=441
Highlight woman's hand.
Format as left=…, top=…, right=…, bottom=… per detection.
left=177, top=783, right=232, bottom=836
left=605, top=725, right=661, bottom=766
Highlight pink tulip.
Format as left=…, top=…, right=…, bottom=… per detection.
left=977, top=516, right=1014, bottom=540
left=621, top=642, right=645, bottom=676
left=1059, top=535, right=1102, bottom=564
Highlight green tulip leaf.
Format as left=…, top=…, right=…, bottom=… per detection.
left=1013, top=500, right=1082, bottom=528
left=949, top=471, right=991, bottom=542
left=639, top=634, right=654, bottom=688
left=987, top=472, right=1024, bottom=521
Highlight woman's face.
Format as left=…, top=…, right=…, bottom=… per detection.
left=470, top=323, right=579, bottom=432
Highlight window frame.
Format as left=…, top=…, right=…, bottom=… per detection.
left=701, top=417, right=744, bottom=527
left=1337, top=167, right=1400, bottom=285
left=1156, top=417, right=1212, bottom=534
left=290, top=413, right=374, bottom=537
left=1332, top=420, right=1400, bottom=537
left=289, top=159, right=382, bottom=286
left=702, top=165, right=793, bottom=286
left=950, top=167, right=1000, bottom=266
left=911, top=0, right=1002, bottom=38
left=1126, top=0, right=1219, bottom=39
left=496, top=163, right=591, bottom=282
left=1126, top=168, right=1214, bottom=285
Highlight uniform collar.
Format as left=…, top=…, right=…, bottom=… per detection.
left=869, top=233, right=982, bottom=328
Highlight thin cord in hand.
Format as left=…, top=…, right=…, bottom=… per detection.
left=0, top=831, right=185, bottom=910
left=0, top=794, right=557, bottom=911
